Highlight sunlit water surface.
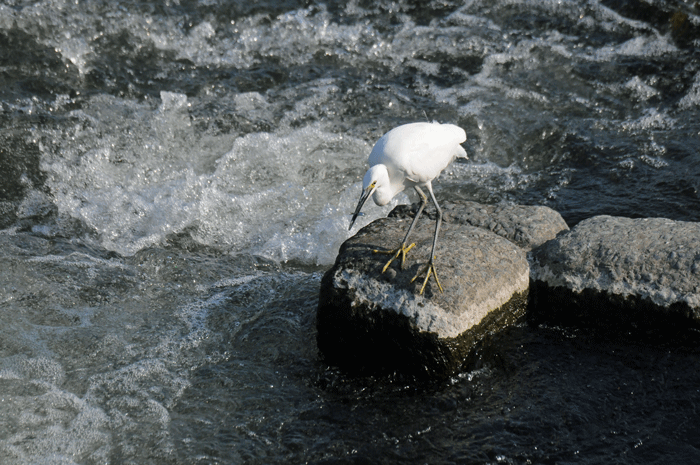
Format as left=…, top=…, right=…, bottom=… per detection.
left=1, top=0, right=700, bottom=463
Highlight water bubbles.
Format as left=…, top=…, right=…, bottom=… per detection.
left=158, top=91, right=189, bottom=113
left=619, top=158, right=635, bottom=170
left=639, top=154, right=668, bottom=169
left=622, top=76, right=659, bottom=102
left=678, top=72, right=700, bottom=110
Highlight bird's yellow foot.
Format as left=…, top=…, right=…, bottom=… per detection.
left=373, top=243, right=416, bottom=272
left=410, top=259, right=444, bottom=295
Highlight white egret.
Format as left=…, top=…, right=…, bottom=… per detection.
left=349, top=121, right=467, bottom=294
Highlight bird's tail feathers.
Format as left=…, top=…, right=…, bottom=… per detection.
left=455, top=144, right=468, bottom=159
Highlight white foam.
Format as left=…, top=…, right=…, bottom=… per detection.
left=594, top=35, right=677, bottom=62
left=620, top=109, right=676, bottom=132
left=53, top=34, right=93, bottom=76
left=620, top=35, right=677, bottom=56
left=639, top=153, right=668, bottom=168
left=0, top=4, right=15, bottom=29
left=678, top=72, right=700, bottom=110
left=0, top=236, right=265, bottom=463
left=622, top=76, right=659, bottom=101
left=202, top=274, right=263, bottom=291
left=0, top=356, right=110, bottom=464
left=41, top=90, right=400, bottom=263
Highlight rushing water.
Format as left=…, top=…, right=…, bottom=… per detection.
left=2, top=0, right=700, bottom=463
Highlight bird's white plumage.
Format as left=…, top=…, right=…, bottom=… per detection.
left=365, top=122, right=466, bottom=206
left=349, top=121, right=467, bottom=294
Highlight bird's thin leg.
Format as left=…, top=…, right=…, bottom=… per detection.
left=374, top=186, right=427, bottom=272
left=411, top=182, right=444, bottom=294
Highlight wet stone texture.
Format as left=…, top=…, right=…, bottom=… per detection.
left=529, top=215, right=700, bottom=331
left=317, top=214, right=530, bottom=378
left=389, top=200, right=569, bottom=251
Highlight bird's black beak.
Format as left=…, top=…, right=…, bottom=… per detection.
left=349, top=184, right=375, bottom=230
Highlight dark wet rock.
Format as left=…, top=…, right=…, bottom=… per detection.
left=670, top=10, right=700, bottom=48
left=389, top=200, right=568, bottom=251
left=317, top=215, right=529, bottom=378
left=529, top=215, right=700, bottom=330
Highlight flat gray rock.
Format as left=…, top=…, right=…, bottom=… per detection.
left=317, top=216, right=529, bottom=378
left=390, top=200, right=568, bottom=251
left=530, top=215, right=700, bottom=328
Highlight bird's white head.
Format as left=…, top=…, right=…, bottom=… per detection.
left=363, top=165, right=393, bottom=206
left=349, top=165, right=391, bottom=230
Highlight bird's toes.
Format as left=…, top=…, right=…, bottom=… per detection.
left=411, top=261, right=443, bottom=295
left=373, top=243, right=416, bottom=273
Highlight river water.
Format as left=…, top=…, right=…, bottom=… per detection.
left=1, top=0, right=700, bottom=463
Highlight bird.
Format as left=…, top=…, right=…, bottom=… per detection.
left=349, top=121, right=467, bottom=294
